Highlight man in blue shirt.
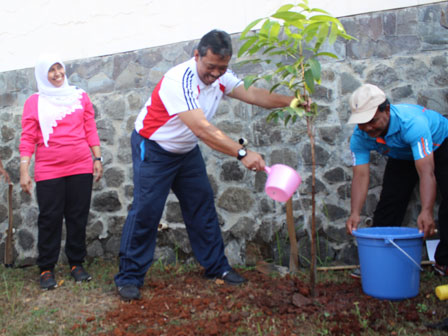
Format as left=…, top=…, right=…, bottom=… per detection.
left=346, top=83, right=448, bottom=276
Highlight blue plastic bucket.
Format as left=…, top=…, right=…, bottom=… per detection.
left=353, top=227, right=423, bottom=300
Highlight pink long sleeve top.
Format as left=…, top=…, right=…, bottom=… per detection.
left=19, top=92, right=101, bottom=182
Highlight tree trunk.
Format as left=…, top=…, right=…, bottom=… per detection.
left=307, top=117, right=317, bottom=297
left=286, top=198, right=299, bottom=272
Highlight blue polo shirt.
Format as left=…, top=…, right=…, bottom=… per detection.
left=350, top=104, right=448, bottom=166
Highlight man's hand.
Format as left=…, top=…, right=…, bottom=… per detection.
left=346, top=213, right=361, bottom=235
left=290, top=96, right=313, bottom=113
left=346, top=164, right=370, bottom=235
left=240, top=150, right=265, bottom=172
left=417, top=209, right=436, bottom=238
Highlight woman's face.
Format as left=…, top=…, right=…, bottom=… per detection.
left=47, top=63, right=65, bottom=87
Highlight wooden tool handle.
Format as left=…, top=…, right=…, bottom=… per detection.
left=4, top=184, right=13, bottom=266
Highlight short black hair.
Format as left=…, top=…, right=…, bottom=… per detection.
left=378, top=98, right=390, bottom=112
left=197, top=30, right=233, bottom=58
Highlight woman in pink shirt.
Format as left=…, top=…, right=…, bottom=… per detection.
left=19, top=54, right=103, bottom=290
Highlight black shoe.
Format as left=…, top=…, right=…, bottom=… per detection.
left=71, top=265, right=92, bottom=282
left=426, top=317, right=448, bottom=331
left=350, top=268, right=361, bottom=279
left=221, top=269, right=247, bottom=285
left=40, top=270, right=57, bottom=290
left=117, top=285, right=141, bottom=301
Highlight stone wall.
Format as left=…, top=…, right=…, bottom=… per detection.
left=0, top=2, right=447, bottom=268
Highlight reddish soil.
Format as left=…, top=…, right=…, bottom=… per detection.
left=91, top=264, right=440, bottom=335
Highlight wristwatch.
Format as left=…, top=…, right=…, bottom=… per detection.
left=237, top=148, right=247, bottom=160
left=94, top=157, right=103, bottom=163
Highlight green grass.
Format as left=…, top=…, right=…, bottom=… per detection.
left=0, top=259, right=118, bottom=336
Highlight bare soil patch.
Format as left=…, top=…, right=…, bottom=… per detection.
left=91, top=264, right=446, bottom=336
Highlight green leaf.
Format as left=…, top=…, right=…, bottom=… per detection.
left=263, top=74, right=273, bottom=82
left=289, top=33, right=303, bottom=41
left=328, top=24, right=338, bottom=45
left=267, top=111, right=279, bottom=124
left=275, top=4, right=295, bottom=13
left=278, top=109, right=285, bottom=119
left=292, top=114, right=298, bottom=123
left=246, top=43, right=263, bottom=55
left=317, top=22, right=330, bottom=44
left=240, top=18, right=264, bottom=38
left=261, top=74, right=273, bottom=83
left=260, top=19, right=274, bottom=37
left=292, top=106, right=305, bottom=117
left=308, top=58, right=321, bottom=81
left=309, top=15, right=338, bottom=23
left=297, top=2, right=310, bottom=11
left=314, top=51, right=338, bottom=59
left=289, top=20, right=305, bottom=31
left=272, top=11, right=306, bottom=22
left=270, top=21, right=281, bottom=40
left=261, top=46, right=277, bottom=55
left=309, top=8, right=330, bottom=15
left=285, top=65, right=296, bottom=75
left=268, top=50, right=292, bottom=57
left=243, top=75, right=258, bottom=89
left=270, top=82, right=281, bottom=93
left=302, top=22, right=320, bottom=42
left=304, top=69, right=315, bottom=93
left=237, top=36, right=259, bottom=57
left=340, top=32, right=356, bottom=41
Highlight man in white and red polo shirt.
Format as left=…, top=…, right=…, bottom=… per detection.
left=115, top=30, right=298, bottom=301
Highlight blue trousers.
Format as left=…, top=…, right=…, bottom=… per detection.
left=114, top=131, right=230, bottom=287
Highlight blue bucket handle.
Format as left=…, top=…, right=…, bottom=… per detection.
left=386, top=238, right=423, bottom=271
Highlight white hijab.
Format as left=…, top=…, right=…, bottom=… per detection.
left=35, top=54, right=83, bottom=147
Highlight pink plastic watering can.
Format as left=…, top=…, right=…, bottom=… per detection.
left=264, top=164, right=302, bottom=202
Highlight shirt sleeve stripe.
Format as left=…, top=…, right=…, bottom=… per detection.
left=421, top=137, right=428, bottom=156
left=182, top=69, right=198, bottom=110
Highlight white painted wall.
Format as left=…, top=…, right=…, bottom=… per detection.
left=0, top=0, right=444, bottom=72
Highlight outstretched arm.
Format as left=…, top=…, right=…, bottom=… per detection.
left=346, top=163, right=370, bottom=234
left=178, top=108, right=265, bottom=171
left=414, top=153, right=437, bottom=238
left=227, top=85, right=293, bottom=109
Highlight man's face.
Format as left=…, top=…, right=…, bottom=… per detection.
left=194, top=49, right=231, bottom=85
left=358, top=107, right=390, bottom=138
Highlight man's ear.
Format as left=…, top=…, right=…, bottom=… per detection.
left=194, top=49, right=199, bottom=61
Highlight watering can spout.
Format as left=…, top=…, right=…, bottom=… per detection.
left=264, top=166, right=271, bottom=174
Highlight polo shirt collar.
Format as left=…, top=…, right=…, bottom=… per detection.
left=375, top=104, right=399, bottom=143
left=384, top=104, right=399, bottom=138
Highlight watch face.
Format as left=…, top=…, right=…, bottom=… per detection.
left=238, top=149, right=247, bottom=156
